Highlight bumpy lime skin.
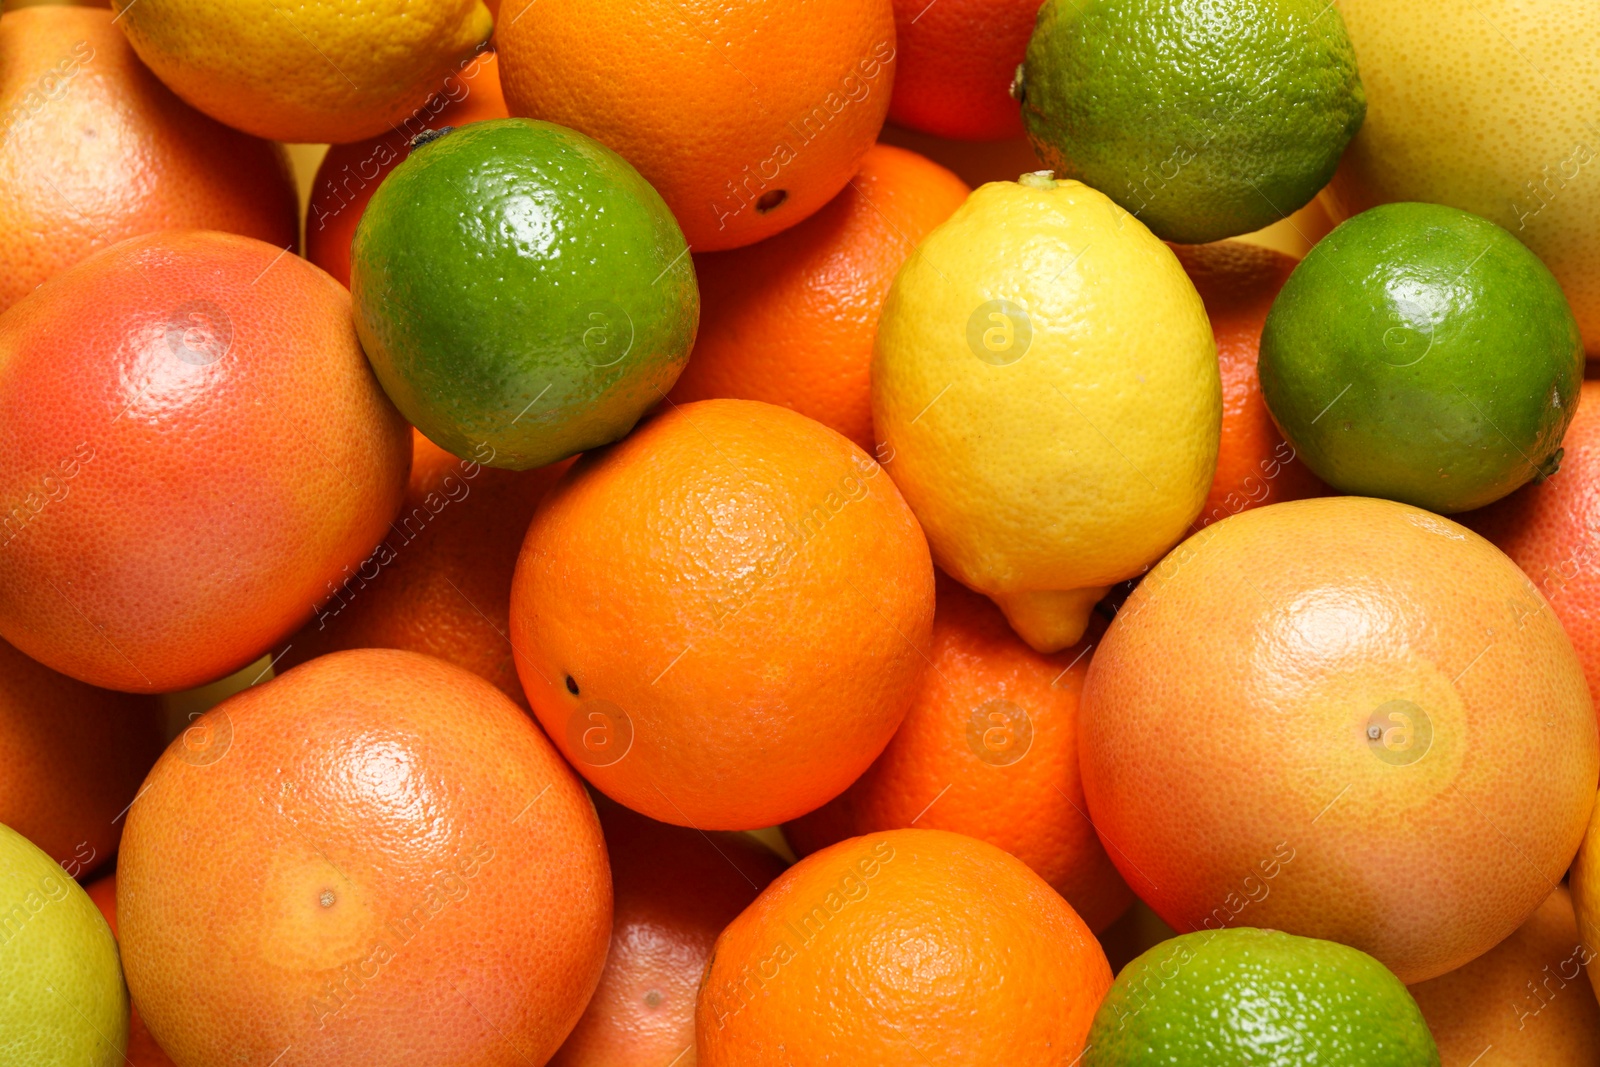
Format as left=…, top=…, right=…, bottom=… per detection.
left=351, top=118, right=699, bottom=470
left=1018, top=0, right=1366, bottom=244
left=1084, top=928, right=1439, bottom=1066
left=1259, top=202, right=1584, bottom=513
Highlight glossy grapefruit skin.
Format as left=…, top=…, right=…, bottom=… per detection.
left=118, top=649, right=612, bottom=1067
left=1408, top=885, right=1600, bottom=1065
left=0, top=231, right=411, bottom=692
left=510, top=398, right=935, bottom=830
left=0, top=637, right=161, bottom=875
left=1080, top=496, right=1598, bottom=984
left=278, top=431, right=567, bottom=708
left=1467, top=380, right=1600, bottom=703
left=306, top=50, right=508, bottom=289
left=0, top=8, right=297, bottom=313
left=548, top=801, right=786, bottom=1067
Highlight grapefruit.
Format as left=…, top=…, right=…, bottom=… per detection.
left=0, top=6, right=296, bottom=313
left=117, top=649, right=612, bottom=1067
left=0, top=636, right=161, bottom=874
left=549, top=801, right=786, bottom=1067
left=0, top=231, right=410, bottom=692
left=1080, top=496, right=1598, bottom=984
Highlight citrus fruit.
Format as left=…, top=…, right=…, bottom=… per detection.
left=1016, top=0, right=1366, bottom=244
left=872, top=172, right=1219, bottom=653
left=108, top=0, right=494, bottom=143
left=1410, top=886, right=1600, bottom=1066
left=1260, top=202, right=1584, bottom=513
left=277, top=431, right=568, bottom=709
left=83, top=875, right=177, bottom=1067
left=549, top=800, right=786, bottom=1067
left=0, top=637, right=161, bottom=873
left=307, top=48, right=508, bottom=288
left=696, top=828, right=1111, bottom=1065
left=509, top=398, right=934, bottom=830
left=496, top=0, right=896, bottom=251
left=0, top=231, right=409, bottom=692
left=1080, top=496, right=1598, bottom=984
left=0, top=6, right=296, bottom=314
left=784, top=575, right=1133, bottom=932
left=886, top=0, right=1042, bottom=141
left=1467, top=380, right=1600, bottom=701
left=0, top=822, right=128, bottom=1067
left=118, top=648, right=611, bottom=1067
left=1329, top=1, right=1600, bottom=355
left=1084, top=927, right=1439, bottom=1065
left=351, top=118, right=699, bottom=471
left=1172, top=241, right=1326, bottom=527
left=667, top=143, right=969, bottom=451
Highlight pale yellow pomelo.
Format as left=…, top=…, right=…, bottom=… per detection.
left=871, top=172, right=1220, bottom=652
left=1329, top=1, right=1600, bottom=352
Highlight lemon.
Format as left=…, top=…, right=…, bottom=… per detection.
left=0, top=823, right=128, bottom=1067
left=110, top=0, right=494, bottom=143
left=1330, top=1, right=1600, bottom=353
left=871, top=172, right=1219, bottom=652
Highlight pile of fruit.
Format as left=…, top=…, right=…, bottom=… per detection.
left=5, top=0, right=1600, bottom=1063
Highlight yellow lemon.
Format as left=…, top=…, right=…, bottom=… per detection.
left=110, top=0, right=494, bottom=143
left=871, top=172, right=1219, bottom=652
left=1329, top=1, right=1600, bottom=353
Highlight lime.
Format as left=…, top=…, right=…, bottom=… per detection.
left=1016, top=0, right=1366, bottom=244
left=871, top=171, right=1218, bottom=653
left=1084, top=928, right=1439, bottom=1066
left=0, top=823, right=128, bottom=1066
left=1260, top=202, right=1583, bottom=513
left=351, top=118, right=700, bottom=471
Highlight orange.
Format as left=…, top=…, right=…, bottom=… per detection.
left=277, top=431, right=567, bottom=709
left=1466, top=380, right=1600, bottom=702
left=1173, top=241, right=1327, bottom=527
left=696, top=828, right=1112, bottom=1065
left=510, top=398, right=934, bottom=830
left=886, top=0, right=1042, bottom=141
left=118, top=649, right=611, bottom=1067
left=83, top=875, right=178, bottom=1067
left=1408, top=885, right=1600, bottom=1066
left=306, top=50, right=508, bottom=289
left=0, top=7, right=296, bottom=313
left=0, top=231, right=410, bottom=692
left=497, top=0, right=897, bottom=251
left=549, top=800, right=786, bottom=1067
left=667, top=143, right=969, bottom=451
left=784, top=575, right=1132, bottom=931
left=1080, top=496, right=1598, bottom=984
left=0, top=637, right=161, bottom=875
